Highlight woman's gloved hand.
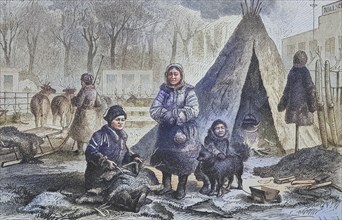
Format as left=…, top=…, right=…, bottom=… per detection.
left=99, top=156, right=118, bottom=171
left=162, top=111, right=176, bottom=125
left=106, top=160, right=118, bottom=170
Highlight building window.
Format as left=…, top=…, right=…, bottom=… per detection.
left=298, top=42, right=306, bottom=51
left=122, top=74, right=135, bottom=93
left=325, top=37, right=335, bottom=58
left=287, top=44, right=295, bottom=57
left=309, top=40, right=318, bottom=52
left=4, top=75, right=13, bottom=92
left=106, top=74, right=116, bottom=95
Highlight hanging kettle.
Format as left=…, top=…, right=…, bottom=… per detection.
left=241, top=98, right=260, bottom=133
left=241, top=113, right=260, bottom=133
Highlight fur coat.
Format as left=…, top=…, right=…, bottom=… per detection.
left=68, top=85, right=102, bottom=143
left=84, top=125, right=137, bottom=190
left=149, top=83, right=200, bottom=176
left=278, top=66, right=317, bottom=126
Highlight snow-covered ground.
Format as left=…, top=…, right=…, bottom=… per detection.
left=0, top=119, right=341, bottom=220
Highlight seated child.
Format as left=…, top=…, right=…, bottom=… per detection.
left=194, top=119, right=231, bottom=194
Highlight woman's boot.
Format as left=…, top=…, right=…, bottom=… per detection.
left=156, top=172, right=172, bottom=195
left=199, top=177, right=211, bottom=195
left=173, top=175, right=188, bottom=200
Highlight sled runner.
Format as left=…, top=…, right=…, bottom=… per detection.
left=1, top=126, right=63, bottom=168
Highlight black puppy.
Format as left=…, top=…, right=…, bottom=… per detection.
left=197, top=143, right=249, bottom=196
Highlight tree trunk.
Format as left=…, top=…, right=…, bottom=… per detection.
left=64, top=43, right=71, bottom=77
left=5, top=52, right=11, bottom=67
left=170, top=28, right=177, bottom=63
left=182, top=38, right=190, bottom=61
left=121, top=30, right=130, bottom=69
left=147, top=35, right=154, bottom=69
left=27, top=32, right=39, bottom=75
left=28, top=53, right=34, bottom=75
left=140, top=39, right=145, bottom=69
left=87, top=42, right=94, bottom=74
left=110, top=36, right=116, bottom=69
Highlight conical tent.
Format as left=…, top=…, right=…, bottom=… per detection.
left=195, top=11, right=320, bottom=154
left=132, top=2, right=321, bottom=159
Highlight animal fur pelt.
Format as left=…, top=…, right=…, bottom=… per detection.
left=0, top=126, right=44, bottom=163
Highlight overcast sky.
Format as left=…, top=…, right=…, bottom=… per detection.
left=180, top=0, right=337, bottom=53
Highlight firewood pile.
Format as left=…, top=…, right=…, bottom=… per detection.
left=253, top=146, right=342, bottom=193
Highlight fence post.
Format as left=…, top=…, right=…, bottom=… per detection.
left=27, top=93, right=29, bottom=113
left=14, top=92, right=17, bottom=110
left=315, top=60, right=328, bottom=148
left=324, top=61, right=338, bottom=146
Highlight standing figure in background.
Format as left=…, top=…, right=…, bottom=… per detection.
left=69, top=73, right=101, bottom=155
left=278, top=50, right=317, bottom=152
left=150, top=63, right=200, bottom=200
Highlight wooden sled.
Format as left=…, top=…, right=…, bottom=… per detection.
left=1, top=126, right=67, bottom=168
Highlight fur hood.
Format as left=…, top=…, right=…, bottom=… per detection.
left=205, top=126, right=229, bottom=144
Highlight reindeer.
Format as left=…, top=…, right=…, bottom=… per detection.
left=51, top=88, right=77, bottom=129
left=30, top=83, right=56, bottom=128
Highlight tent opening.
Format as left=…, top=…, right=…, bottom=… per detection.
left=231, top=48, right=284, bottom=155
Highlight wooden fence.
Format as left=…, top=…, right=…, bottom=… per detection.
left=0, top=92, right=35, bottom=115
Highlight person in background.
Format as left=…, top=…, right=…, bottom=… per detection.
left=150, top=63, right=201, bottom=200
left=278, top=50, right=317, bottom=152
left=68, top=73, right=101, bottom=155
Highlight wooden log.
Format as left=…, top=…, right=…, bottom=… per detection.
left=314, top=173, right=330, bottom=182
left=309, top=181, right=332, bottom=190
left=274, top=176, right=296, bottom=184
left=291, top=180, right=316, bottom=185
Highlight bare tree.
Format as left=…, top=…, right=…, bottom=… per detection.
left=79, top=6, right=101, bottom=74
left=95, top=0, right=134, bottom=69
left=50, top=1, right=82, bottom=76
left=175, top=9, right=207, bottom=62
left=120, top=1, right=160, bottom=68
left=20, top=1, right=51, bottom=75
left=0, top=1, right=23, bottom=67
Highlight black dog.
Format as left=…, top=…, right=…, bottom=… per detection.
left=197, top=143, right=249, bottom=196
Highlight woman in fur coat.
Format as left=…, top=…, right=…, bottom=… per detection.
left=150, top=63, right=200, bottom=200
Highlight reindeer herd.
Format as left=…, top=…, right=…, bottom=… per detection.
left=28, top=83, right=114, bottom=129
left=26, top=82, right=77, bottom=128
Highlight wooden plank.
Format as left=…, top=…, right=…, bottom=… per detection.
left=274, top=176, right=296, bottom=184
left=314, top=173, right=330, bottom=182
left=291, top=180, right=316, bottom=185
left=309, top=181, right=332, bottom=190
left=1, top=148, right=62, bottom=168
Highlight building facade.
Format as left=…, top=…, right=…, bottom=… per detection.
left=101, top=70, right=154, bottom=97
left=0, top=68, right=19, bottom=92
left=282, top=0, right=342, bottom=78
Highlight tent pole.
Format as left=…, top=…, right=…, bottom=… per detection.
left=295, top=124, right=299, bottom=152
